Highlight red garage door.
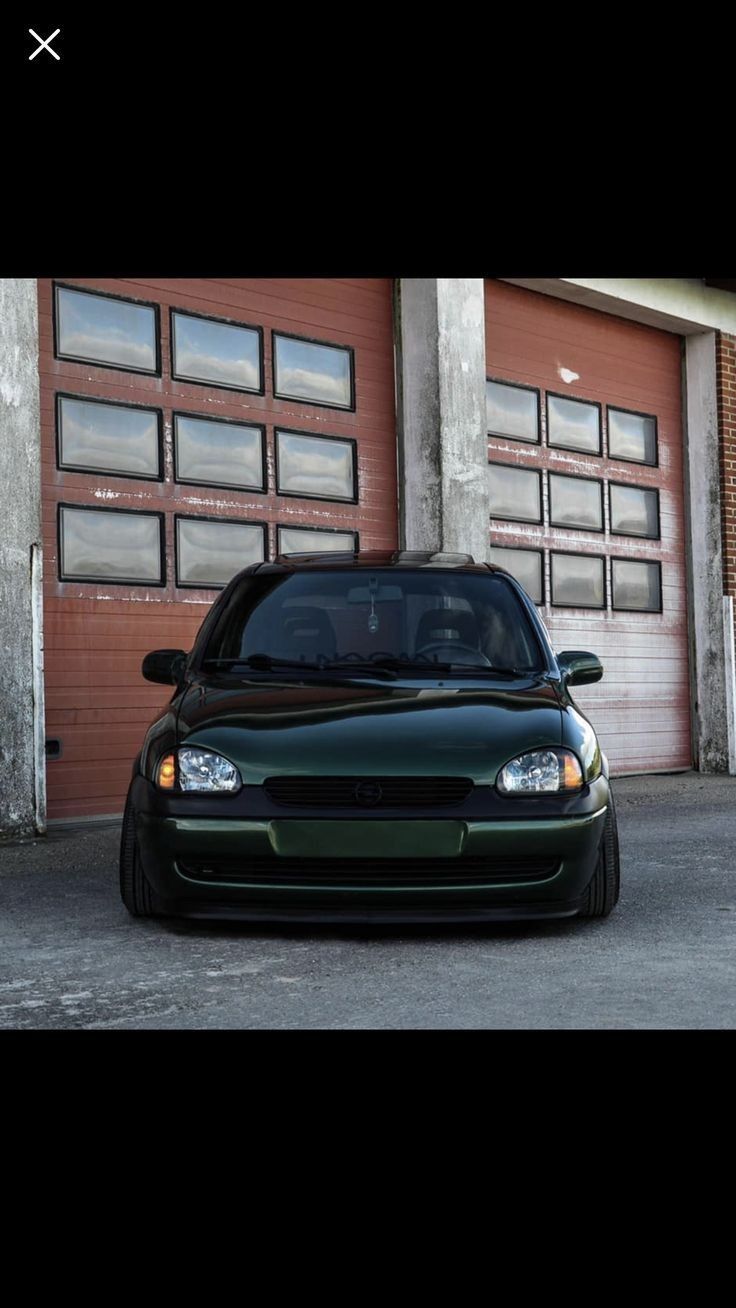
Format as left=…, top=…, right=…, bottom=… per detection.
left=39, top=278, right=398, bottom=821
left=485, top=279, right=691, bottom=775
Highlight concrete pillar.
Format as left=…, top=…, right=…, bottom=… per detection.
left=683, top=331, right=731, bottom=771
left=395, top=279, right=488, bottom=560
left=723, top=597, right=736, bottom=774
left=0, top=279, right=44, bottom=837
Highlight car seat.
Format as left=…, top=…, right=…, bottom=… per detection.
left=273, top=605, right=338, bottom=662
left=414, top=607, right=481, bottom=653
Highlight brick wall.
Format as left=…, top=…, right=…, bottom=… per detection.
left=717, top=332, right=736, bottom=604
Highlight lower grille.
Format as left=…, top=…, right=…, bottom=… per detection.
left=263, top=776, right=474, bottom=808
left=178, top=856, right=559, bottom=889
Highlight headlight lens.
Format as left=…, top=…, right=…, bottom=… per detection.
left=497, top=748, right=584, bottom=794
left=177, top=747, right=241, bottom=793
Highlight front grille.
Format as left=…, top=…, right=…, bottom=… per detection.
left=263, top=776, right=474, bottom=808
left=179, top=856, right=559, bottom=889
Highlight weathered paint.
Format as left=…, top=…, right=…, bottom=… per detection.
left=0, top=279, right=43, bottom=838
left=395, top=279, right=488, bottom=561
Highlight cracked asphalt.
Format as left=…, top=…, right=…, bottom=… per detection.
left=1, top=770, right=735, bottom=1029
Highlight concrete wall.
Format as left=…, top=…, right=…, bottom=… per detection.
left=683, top=331, right=732, bottom=772
left=724, top=597, right=736, bottom=774
left=395, top=279, right=488, bottom=560
left=0, top=279, right=43, bottom=837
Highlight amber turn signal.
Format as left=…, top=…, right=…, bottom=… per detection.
left=157, top=753, right=176, bottom=790
left=563, top=752, right=584, bottom=789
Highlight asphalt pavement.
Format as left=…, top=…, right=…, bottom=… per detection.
left=1, top=770, right=735, bottom=1029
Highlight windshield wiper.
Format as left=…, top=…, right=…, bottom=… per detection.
left=204, top=656, right=542, bottom=681
left=445, top=664, right=543, bottom=678
left=332, top=656, right=454, bottom=674
left=204, top=655, right=324, bottom=672
left=202, top=654, right=396, bottom=679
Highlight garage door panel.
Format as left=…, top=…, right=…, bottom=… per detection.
left=486, top=280, right=690, bottom=774
left=486, top=295, right=681, bottom=374
left=120, top=278, right=393, bottom=342
left=40, top=277, right=398, bottom=819
left=48, top=707, right=164, bottom=727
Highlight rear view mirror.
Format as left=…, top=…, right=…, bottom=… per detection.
left=557, top=650, right=603, bottom=686
left=347, top=585, right=403, bottom=604
left=142, top=649, right=187, bottom=685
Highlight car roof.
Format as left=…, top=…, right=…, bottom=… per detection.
left=259, top=550, right=500, bottom=576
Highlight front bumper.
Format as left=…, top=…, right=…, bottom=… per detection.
left=130, top=774, right=609, bottom=922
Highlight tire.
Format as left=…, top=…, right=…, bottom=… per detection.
left=579, top=787, right=621, bottom=918
left=119, top=794, right=161, bottom=918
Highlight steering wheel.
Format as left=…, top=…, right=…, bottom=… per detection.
left=415, top=642, right=493, bottom=667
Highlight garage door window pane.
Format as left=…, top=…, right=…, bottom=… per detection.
left=547, top=394, right=601, bottom=454
left=273, top=334, right=353, bottom=409
left=486, top=380, right=538, bottom=443
left=59, top=506, right=162, bottom=585
left=58, top=396, right=161, bottom=479
left=549, top=474, right=603, bottom=531
left=489, top=547, right=543, bottom=603
left=276, top=430, right=356, bottom=502
left=608, top=408, right=657, bottom=465
left=551, top=553, right=605, bottom=608
left=488, top=464, right=541, bottom=523
left=172, top=312, right=262, bottom=392
left=612, top=559, right=661, bottom=611
left=278, top=527, right=357, bottom=555
left=610, top=483, right=659, bottom=538
left=176, top=518, right=265, bottom=588
left=55, top=285, right=157, bottom=373
left=174, top=415, right=264, bottom=490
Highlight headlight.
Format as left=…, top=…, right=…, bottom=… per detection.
left=497, top=748, right=584, bottom=795
left=156, top=747, right=242, bottom=793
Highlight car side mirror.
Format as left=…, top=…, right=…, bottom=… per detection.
left=142, top=649, right=188, bottom=686
left=556, top=650, right=603, bottom=686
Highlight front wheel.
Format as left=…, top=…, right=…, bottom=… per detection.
left=579, top=788, right=621, bottom=918
left=119, top=794, right=161, bottom=918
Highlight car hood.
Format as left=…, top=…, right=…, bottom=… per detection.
left=177, top=676, right=563, bottom=785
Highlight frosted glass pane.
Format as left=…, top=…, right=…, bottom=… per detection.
left=610, top=483, right=658, bottom=537
left=172, top=313, right=261, bottom=391
left=488, top=464, right=541, bottom=522
left=486, top=381, right=538, bottom=442
left=175, top=415, right=264, bottom=490
left=176, top=518, right=264, bottom=587
left=274, top=334, right=352, bottom=408
left=278, top=527, right=356, bottom=554
left=612, top=559, right=661, bottom=611
left=56, top=286, right=156, bottom=372
left=548, top=394, right=600, bottom=453
left=550, top=474, right=603, bottom=530
left=609, top=409, right=656, bottom=464
left=551, top=553, right=604, bottom=607
left=59, top=396, right=160, bottom=477
left=276, top=430, right=355, bottom=501
left=489, top=547, right=543, bottom=603
left=60, top=506, right=162, bottom=584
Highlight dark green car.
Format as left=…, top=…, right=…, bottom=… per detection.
left=120, top=551, right=619, bottom=924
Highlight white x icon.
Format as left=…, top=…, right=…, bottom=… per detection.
left=29, top=28, right=61, bottom=60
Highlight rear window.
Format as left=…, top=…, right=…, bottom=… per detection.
left=201, top=569, right=545, bottom=672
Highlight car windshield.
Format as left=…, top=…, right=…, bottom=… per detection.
left=200, top=568, right=545, bottom=674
